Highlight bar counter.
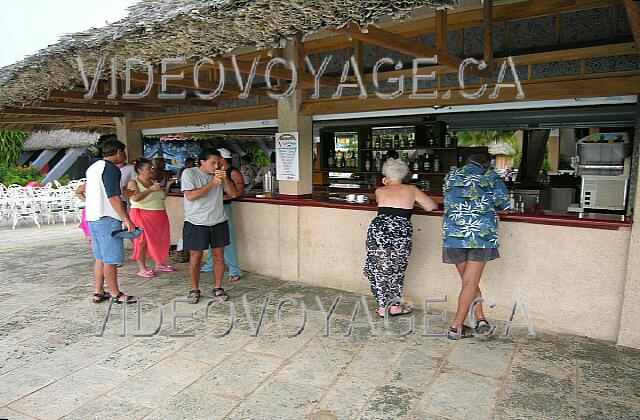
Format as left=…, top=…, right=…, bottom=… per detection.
left=167, top=192, right=631, bottom=230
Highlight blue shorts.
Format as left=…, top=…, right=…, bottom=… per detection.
left=88, top=217, right=125, bottom=265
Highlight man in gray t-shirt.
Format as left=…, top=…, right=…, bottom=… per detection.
left=181, top=149, right=238, bottom=304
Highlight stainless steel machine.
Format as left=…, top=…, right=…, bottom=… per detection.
left=574, top=133, right=631, bottom=212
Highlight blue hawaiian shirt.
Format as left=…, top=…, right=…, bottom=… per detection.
left=442, top=162, right=510, bottom=249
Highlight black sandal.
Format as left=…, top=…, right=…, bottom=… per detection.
left=378, top=305, right=412, bottom=318
left=212, top=288, right=229, bottom=301
left=188, top=289, right=201, bottom=304
left=475, top=318, right=491, bottom=334
left=113, top=291, right=138, bottom=305
left=447, top=325, right=474, bottom=340
left=92, top=291, right=112, bottom=303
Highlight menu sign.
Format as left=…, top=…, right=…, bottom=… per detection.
left=275, top=132, right=300, bottom=181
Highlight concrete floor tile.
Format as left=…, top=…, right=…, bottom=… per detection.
left=62, top=395, right=152, bottom=420
left=445, top=340, right=515, bottom=379
left=577, top=393, right=640, bottom=419
left=0, top=369, right=54, bottom=406
left=142, top=356, right=212, bottom=385
left=190, top=350, right=283, bottom=399
left=343, top=342, right=403, bottom=381
left=511, top=345, right=576, bottom=380
left=386, top=347, right=444, bottom=389
left=227, top=380, right=324, bottom=420
left=0, top=345, right=46, bottom=376
left=0, top=407, right=36, bottom=420
left=416, top=369, right=500, bottom=420
left=144, top=391, right=238, bottom=420
left=107, top=375, right=187, bottom=409
left=274, top=338, right=354, bottom=388
left=8, top=366, right=126, bottom=419
left=179, top=333, right=253, bottom=365
left=359, top=384, right=420, bottom=420
left=578, top=359, right=640, bottom=402
left=315, top=375, right=377, bottom=419
left=499, top=365, right=577, bottom=419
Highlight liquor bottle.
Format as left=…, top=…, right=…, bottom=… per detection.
left=372, top=134, right=379, bottom=149
left=428, top=128, right=436, bottom=146
left=433, top=154, right=441, bottom=173
left=365, top=134, right=372, bottom=149
left=517, top=195, right=525, bottom=214
left=374, top=152, right=383, bottom=172
left=365, top=153, right=372, bottom=171
left=533, top=195, right=544, bottom=215
left=423, top=154, right=431, bottom=172
left=412, top=155, right=420, bottom=172
left=444, top=133, right=452, bottom=148
left=384, top=133, right=392, bottom=149
left=509, top=192, right=516, bottom=211
left=399, top=134, right=406, bottom=149
left=328, top=150, right=335, bottom=168
left=341, top=152, right=347, bottom=168
left=451, top=132, right=458, bottom=148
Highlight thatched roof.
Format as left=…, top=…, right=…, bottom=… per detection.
left=0, top=0, right=456, bottom=108
left=23, top=129, right=100, bottom=150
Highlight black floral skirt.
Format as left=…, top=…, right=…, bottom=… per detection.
left=363, top=214, right=413, bottom=307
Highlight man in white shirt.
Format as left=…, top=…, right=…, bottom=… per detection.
left=85, top=139, right=138, bottom=304
left=117, top=151, right=136, bottom=207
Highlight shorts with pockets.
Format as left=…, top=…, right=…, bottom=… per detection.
left=88, top=216, right=125, bottom=265
left=183, top=220, right=230, bottom=251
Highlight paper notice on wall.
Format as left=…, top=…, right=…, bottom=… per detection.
left=275, top=132, right=299, bottom=181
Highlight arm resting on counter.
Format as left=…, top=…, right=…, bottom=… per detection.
left=415, top=187, right=438, bottom=212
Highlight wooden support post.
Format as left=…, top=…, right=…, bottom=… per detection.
left=436, top=9, right=448, bottom=52
left=484, top=0, right=494, bottom=69
left=624, top=0, right=640, bottom=50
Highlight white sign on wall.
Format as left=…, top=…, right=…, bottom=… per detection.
left=275, top=131, right=299, bottom=181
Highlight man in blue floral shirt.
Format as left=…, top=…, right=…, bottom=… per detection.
left=442, top=152, right=510, bottom=339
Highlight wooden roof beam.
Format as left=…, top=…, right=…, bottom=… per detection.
left=48, top=90, right=219, bottom=107
left=624, top=0, right=640, bottom=50
left=0, top=107, right=124, bottom=118
left=31, top=101, right=166, bottom=113
left=0, top=116, right=105, bottom=124
left=484, top=0, right=493, bottom=69
left=330, top=22, right=488, bottom=77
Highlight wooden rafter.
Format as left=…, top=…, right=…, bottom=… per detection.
left=31, top=101, right=166, bottom=113
left=484, top=0, right=493, bottom=68
left=331, top=22, right=487, bottom=77
left=624, top=0, right=640, bottom=50
left=0, top=116, right=106, bottom=124
left=0, top=107, right=124, bottom=118
left=436, top=9, right=447, bottom=52
left=48, top=90, right=219, bottom=107
left=304, top=0, right=620, bottom=53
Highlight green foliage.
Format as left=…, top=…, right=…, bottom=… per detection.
left=244, top=147, right=271, bottom=168
left=456, top=130, right=521, bottom=168
left=57, top=175, right=70, bottom=186
left=0, top=131, right=28, bottom=166
left=2, top=164, right=44, bottom=186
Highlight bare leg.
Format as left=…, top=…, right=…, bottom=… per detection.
left=189, top=250, right=204, bottom=290
left=102, top=263, right=121, bottom=297
left=136, top=239, right=149, bottom=272
left=212, top=247, right=225, bottom=289
left=455, top=262, right=485, bottom=321
left=452, top=261, right=486, bottom=329
left=93, top=259, right=105, bottom=294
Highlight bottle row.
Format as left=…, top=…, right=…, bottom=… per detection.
left=365, top=131, right=459, bottom=150
left=327, top=150, right=458, bottom=173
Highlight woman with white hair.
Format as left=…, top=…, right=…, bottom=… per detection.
left=364, top=158, right=438, bottom=317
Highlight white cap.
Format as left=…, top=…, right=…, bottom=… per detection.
left=217, top=148, right=232, bottom=159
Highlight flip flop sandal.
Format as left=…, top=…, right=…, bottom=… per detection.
left=155, top=265, right=174, bottom=272
left=447, top=325, right=474, bottom=340
left=92, top=291, right=112, bottom=303
left=137, top=270, right=156, bottom=278
left=212, top=288, right=229, bottom=301
left=228, top=275, right=242, bottom=282
left=378, top=305, right=413, bottom=318
left=188, top=289, right=201, bottom=304
left=113, top=292, right=138, bottom=305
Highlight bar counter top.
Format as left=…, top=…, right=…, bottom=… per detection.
left=166, top=192, right=631, bottom=230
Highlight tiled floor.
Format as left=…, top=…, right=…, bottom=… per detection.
left=0, top=225, right=639, bottom=419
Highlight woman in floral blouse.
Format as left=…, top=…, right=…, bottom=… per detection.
left=442, top=152, right=510, bottom=339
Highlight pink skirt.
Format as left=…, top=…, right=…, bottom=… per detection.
left=79, top=209, right=91, bottom=237
left=129, top=208, right=170, bottom=265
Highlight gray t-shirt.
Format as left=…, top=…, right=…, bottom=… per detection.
left=181, top=167, right=226, bottom=226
